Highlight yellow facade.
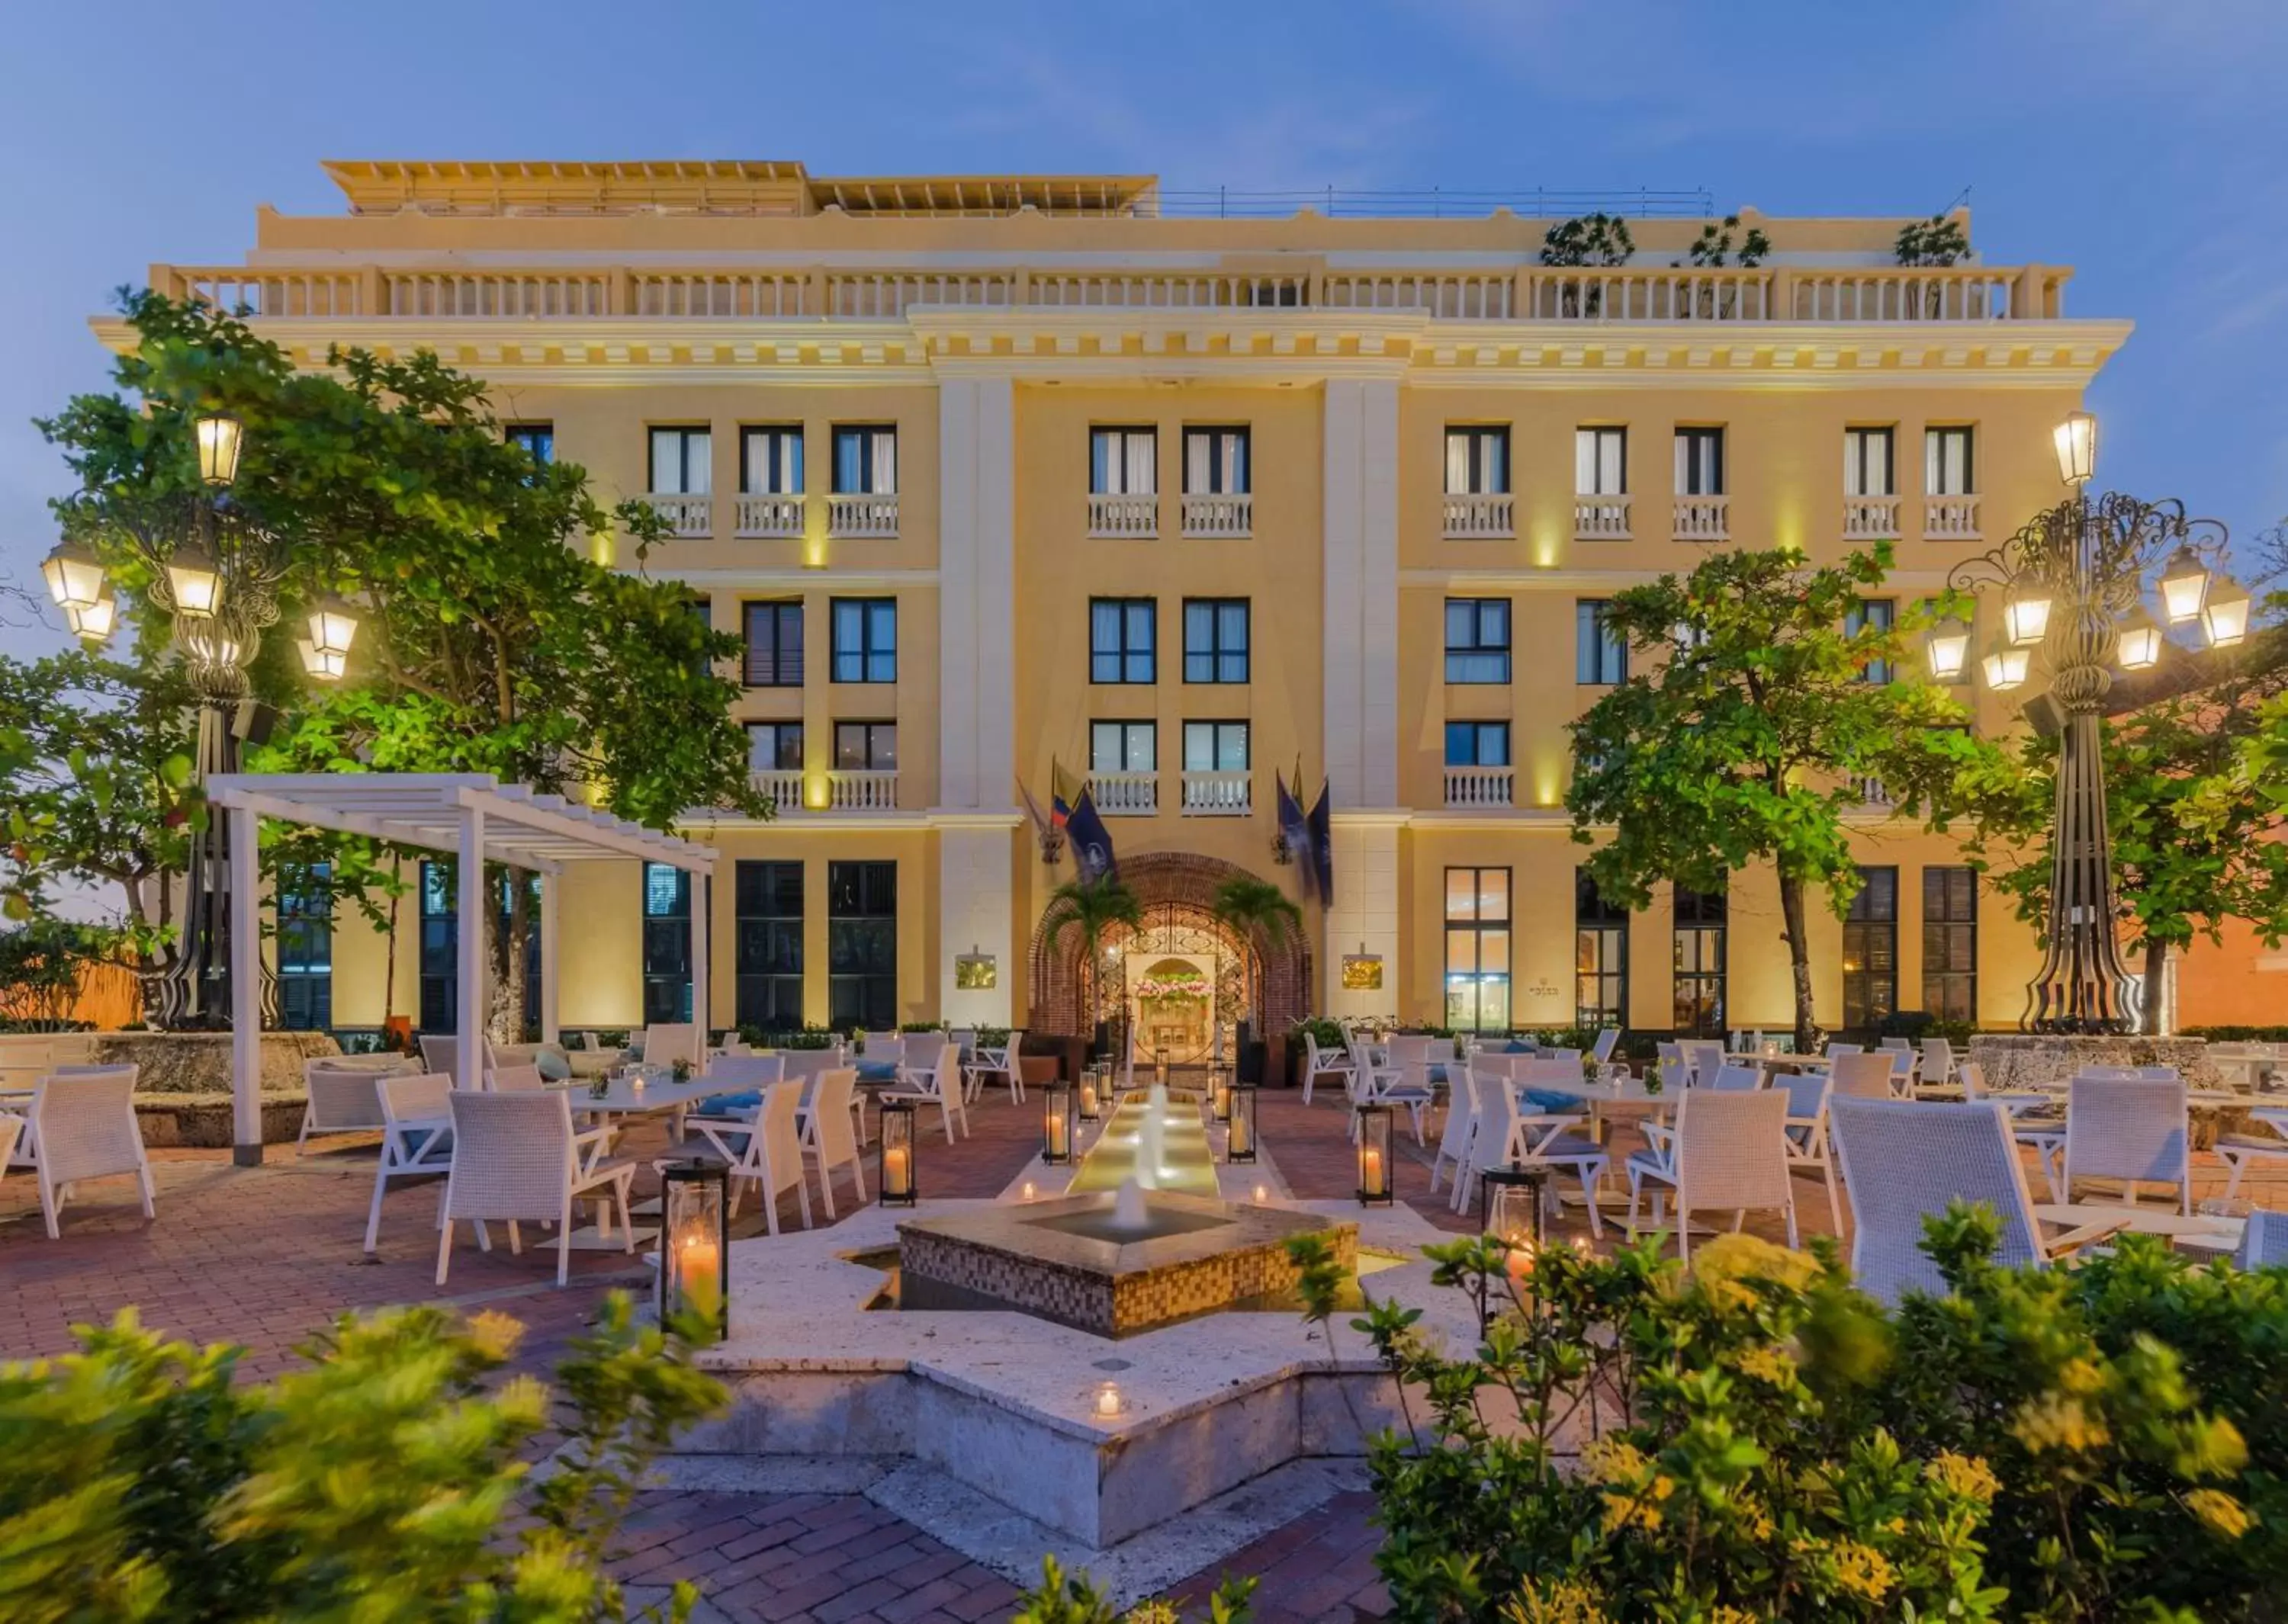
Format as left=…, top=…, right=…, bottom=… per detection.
left=121, top=162, right=2131, bottom=1038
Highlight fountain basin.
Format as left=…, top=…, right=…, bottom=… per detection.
left=897, top=1190, right=1355, bottom=1339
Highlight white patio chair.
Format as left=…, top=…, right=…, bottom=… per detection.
left=1656, top=1048, right=1692, bottom=1093
left=1823, top=1041, right=1863, bottom=1061
left=1682, top=1041, right=1726, bottom=1086
left=2061, top=1074, right=2190, bottom=1213
left=297, top=1057, right=401, bottom=1155
left=1914, top=1037, right=1959, bottom=1095
left=803, top=1067, right=866, bottom=1218
left=1830, top=1051, right=1898, bottom=1100
left=417, top=1034, right=464, bottom=1087
left=1707, top=1064, right=1766, bottom=1092
left=860, top=1030, right=904, bottom=1061
left=640, top=1022, right=699, bottom=1074
left=435, top=1090, right=635, bottom=1286
left=1625, top=1087, right=1796, bottom=1260
left=1878, top=1036, right=1913, bottom=1052
left=1959, top=1060, right=2055, bottom=1119
left=1459, top=1068, right=1609, bottom=1235
left=367, top=1071, right=458, bottom=1253
left=948, top=1028, right=978, bottom=1064
left=1428, top=1060, right=1483, bottom=1196
left=1372, top=1035, right=1438, bottom=1145
left=484, top=1064, right=547, bottom=1093
left=689, top=1080, right=812, bottom=1234
left=883, top=1040, right=966, bottom=1141
left=1589, top=1028, right=1623, bottom=1078
left=1772, top=1069, right=1843, bottom=1234
left=2219, top=1109, right=2288, bottom=1201
left=1301, top=1032, right=1353, bottom=1106
left=1827, top=1096, right=2123, bottom=1303
left=14, top=1067, right=151, bottom=1239
left=964, top=1029, right=1027, bottom=1105
left=2236, top=1209, right=2288, bottom=1268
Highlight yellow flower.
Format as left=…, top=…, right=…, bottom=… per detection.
left=1692, top=1231, right=1821, bottom=1293
left=1580, top=1436, right=1648, bottom=1486
left=2057, top=1356, right=2104, bottom=1395
left=1831, top=1540, right=1896, bottom=1602
left=2012, top=1395, right=2112, bottom=1455
left=466, top=1308, right=526, bottom=1362
left=495, top=1373, right=550, bottom=1429
left=1735, top=1345, right=1796, bottom=1386
left=1735, top=1495, right=1775, bottom=1539
left=2185, top=1488, right=2252, bottom=1540
left=1505, top=1580, right=1611, bottom=1624
left=1926, top=1451, right=2000, bottom=1503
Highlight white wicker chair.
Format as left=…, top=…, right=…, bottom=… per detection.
left=16, top=1067, right=151, bottom=1238
left=484, top=1064, right=547, bottom=1093
left=689, top=1080, right=812, bottom=1233
left=963, top=1029, right=1028, bottom=1105
left=1682, top=1041, right=1726, bottom=1086
left=366, top=1071, right=458, bottom=1253
left=1707, top=1064, right=1766, bottom=1092
left=2236, top=1209, right=2287, bottom=1268
left=1429, top=1060, right=1483, bottom=1196
left=435, top=1089, right=634, bottom=1285
left=883, top=1040, right=966, bottom=1141
left=1626, top=1087, right=1796, bottom=1259
left=803, top=1068, right=866, bottom=1218
left=639, top=1022, right=699, bottom=1073
left=860, top=1032, right=905, bottom=1067
left=297, top=1057, right=403, bottom=1155
left=1771, top=1069, right=1843, bottom=1233
left=2061, top=1074, right=2190, bottom=1213
left=416, top=1034, right=465, bottom=1087
left=1301, top=1032, right=1353, bottom=1106
left=1457, top=1068, right=1609, bottom=1235
left=1589, top=1028, right=1623, bottom=1078
left=1828, top=1096, right=2123, bottom=1301
left=2219, top=1109, right=2288, bottom=1201
left=1830, top=1051, right=1898, bottom=1100
left=1379, top=1036, right=1440, bottom=1144
left=1823, top=1041, right=1863, bottom=1061
left=1915, top=1037, right=1959, bottom=1095
left=0, top=1113, right=21, bottom=1192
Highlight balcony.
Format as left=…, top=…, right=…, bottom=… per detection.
left=1088, top=493, right=1158, bottom=539
left=1181, top=493, right=1252, bottom=538
left=1443, top=492, right=1514, bottom=539
left=750, top=769, right=804, bottom=809
left=1844, top=496, right=1901, bottom=540
left=828, top=493, right=898, bottom=538
left=1181, top=771, right=1252, bottom=817
left=744, top=769, right=900, bottom=811
left=1673, top=496, right=1730, bottom=542
left=1854, top=775, right=1897, bottom=809
left=735, top=493, right=806, bottom=538
left=1444, top=765, right=1515, bottom=809
left=1923, top=496, right=1981, bottom=541
left=1089, top=772, right=1159, bottom=817
left=642, top=494, right=712, bottom=538
left=1573, top=496, right=1631, bottom=541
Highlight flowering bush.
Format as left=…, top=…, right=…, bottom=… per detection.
left=1133, top=972, right=1208, bottom=1002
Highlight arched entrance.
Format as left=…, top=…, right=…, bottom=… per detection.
left=1027, top=852, right=1313, bottom=1053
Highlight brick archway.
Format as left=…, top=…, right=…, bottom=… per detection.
left=1027, top=853, right=1313, bottom=1038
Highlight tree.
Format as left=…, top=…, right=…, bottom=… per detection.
left=1207, top=875, right=1302, bottom=1035
left=1039, top=878, right=1143, bottom=1045
left=1567, top=542, right=2022, bottom=1051
left=37, top=294, right=769, bottom=1036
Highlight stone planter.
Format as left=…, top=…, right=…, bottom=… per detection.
left=1968, top=1033, right=2219, bottom=1093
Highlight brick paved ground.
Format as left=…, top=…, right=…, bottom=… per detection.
left=2, top=1081, right=2275, bottom=1622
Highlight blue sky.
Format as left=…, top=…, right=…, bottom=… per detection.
left=4, top=0, right=2283, bottom=650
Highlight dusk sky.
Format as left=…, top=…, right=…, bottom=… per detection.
left=5, top=0, right=2283, bottom=651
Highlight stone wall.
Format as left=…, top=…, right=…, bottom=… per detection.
left=1969, top=1034, right=2219, bottom=1093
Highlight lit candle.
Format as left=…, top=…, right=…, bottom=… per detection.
left=1252, top=1183, right=1268, bottom=1205
left=1094, top=1381, right=1122, bottom=1418
left=1363, top=1147, right=1383, bottom=1189
left=676, top=1231, right=720, bottom=1300
left=1048, top=1119, right=1069, bottom=1158
left=1021, top=1180, right=1036, bottom=1202
left=885, top=1144, right=910, bottom=1188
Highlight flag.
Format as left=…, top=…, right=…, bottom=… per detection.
left=1016, top=777, right=1062, bottom=863
left=1306, top=781, right=1334, bottom=905
left=1066, top=788, right=1117, bottom=883
left=1276, top=772, right=1315, bottom=902
left=1051, top=759, right=1085, bottom=830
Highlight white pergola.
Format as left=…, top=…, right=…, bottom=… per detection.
left=207, top=772, right=716, bottom=1166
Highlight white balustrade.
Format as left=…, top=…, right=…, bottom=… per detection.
left=750, top=769, right=805, bottom=808
left=1181, top=772, right=1252, bottom=817
left=1923, top=496, right=1981, bottom=540
left=172, top=269, right=364, bottom=316
left=1854, top=775, right=1896, bottom=808
left=383, top=271, right=612, bottom=317
left=1028, top=273, right=1309, bottom=309
left=1443, top=492, right=1514, bottom=538
left=1522, top=270, right=1773, bottom=322
left=643, top=494, right=712, bottom=538
left=735, top=494, right=806, bottom=538
left=1444, top=765, right=1515, bottom=808
left=1573, top=496, right=1631, bottom=540
left=1321, top=274, right=1513, bottom=317
left=1791, top=271, right=2017, bottom=323
left=1089, top=772, right=1159, bottom=816
left=830, top=272, right=1017, bottom=317
left=1088, top=493, right=1158, bottom=538
left=827, top=770, right=899, bottom=810
left=1181, top=493, right=1252, bottom=538
left=1843, top=496, right=1901, bottom=539
left=828, top=494, right=899, bottom=538
left=636, top=273, right=811, bottom=317
left=1673, top=496, right=1730, bottom=541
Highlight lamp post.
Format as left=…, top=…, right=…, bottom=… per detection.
left=1931, top=410, right=2235, bottom=1032
left=39, top=410, right=356, bottom=1030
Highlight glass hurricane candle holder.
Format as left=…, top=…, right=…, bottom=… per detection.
left=659, top=1160, right=730, bottom=1337
left=1043, top=1080, right=1074, bottom=1165
left=879, top=1099, right=917, bottom=1207
left=1356, top=1105, right=1395, bottom=1205
left=1227, top=1081, right=1257, bottom=1163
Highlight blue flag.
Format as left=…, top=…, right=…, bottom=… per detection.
left=1066, top=788, right=1117, bottom=883
left=1306, top=781, right=1334, bottom=905
left=1276, top=772, right=1314, bottom=902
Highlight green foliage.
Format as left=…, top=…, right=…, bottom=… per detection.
left=1895, top=214, right=1970, bottom=267
left=1343, top=1214, right=2283, bottom=1623
left=1008, top=1557, right=1256, bottom=1624
left=1540, top=213, right=1636, bottom=268
left=1208, top=875, right=1303, bottom=1027
left=1041, top=878, right=1146, bottom=1032
left=1567, top=543, right=2026, bottom=1050
left=740, top=1024, right=840, bottom=1050
left=0, top=1291, right=725, bottom=1622
left=0, top=918, right=139, bottom=1029
left=2183, top=1024, right=2288, bottom=1041
left=1679, top=216, right=1772, bottom=268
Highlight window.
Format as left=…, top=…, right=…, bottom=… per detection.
left=275, top=862, right=333, bottom=1032
left=1576, top=427, right=1627, bottom=494
left=419, top=861, right=455, bottom=1033
left=832, top=425, right=897, bottom=493
left=1576, top=600, right=1627, bottom=685
left=1576, top=869, right=1628, bottom=1030
left=648, top=426, right=711, bottom=494
left=505, top=422, right=554, bottom=467
left=834, top=721, right=898, bottom=772
left=1923, top=866, right=1978, bottom=1022
left=1843, top=866, right=1899, bottom=1029
left=1673, top=884, right=1727, bottom=1036
left=827, top=861, right=897, bottom=1029
left=1183, top=427, right=1250, bottom=493
left=1674, top=427, right=1726, bottom=496
left=734, top=861, right=803, bottom=1030
left=1846, top=598, right=1897, bottom=684
left=742, top=601, right=803, bottom=687
left=1183, top=721, right=1250, bottom=772
left=1444, top=868, right=1512, bottom=1032
left=1091, top=721, right=1157, bottom=773
left=741, top=425, right=803, bottom=493
left=830, top=598, right=896, bottom=683
left=1926, top=426, right=1975, bottom=495
left=1444, top=426, right=1510, bottom=494
left=1090, top=599, right=1157, bottom=684
left=1844, top=427, right=1895, bottom=497
left=1444, top=721, right=1511, bottom=767
left=1444, top=599, right=1512, bottom=683
left=746, top=722, right=803, bottom=773
left=641, top=862, right=693, bottom=1026
left=1183, top=599, right=1250, bottom=683
left=1090, top=427, right=1158, bottom=494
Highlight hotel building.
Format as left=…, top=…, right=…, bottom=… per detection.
left=121, top=160, right=2132, bottom=1050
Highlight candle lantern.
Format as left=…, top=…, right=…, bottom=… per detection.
left=1209, top=1067, right=1232, bottom=1122
left=1480, top=1160, right=1547, bottom=1255
left=1226, top=1081, right=1258, bottom=1163
left=1155, top=1047, right=1169, bottom=1089
left=879, top=1099, right=918, bottom=1207
left=1356, top=1104, right=1394, bottom=1205
left=1043, top=1079, right=1074, bottom=1164
left=1092, top=1379, right=1124, bottom=1420
left=1078, top=1066, right=1101, bottom=1122
left=658, top=1160, right=730, bottom=1337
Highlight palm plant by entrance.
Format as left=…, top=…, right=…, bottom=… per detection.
left=1040, top=876, right=1144, bottom=1053
left=1207, top=876, right=1303, bottom=1060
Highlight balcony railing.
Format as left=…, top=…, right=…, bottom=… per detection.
left=1574, top=496, right=1631, bottom=540
left=1444, top=765, right=1515, bottom=808
left=1181, top=771, right=1252, bottom=817
left=734, top=493, right=805, bottom=538
left=644, top=494, right=712, bottom=538
left=1673, top=496, right=1729, bottom=542
left=1923, top=496, right=1981, bottom=541
left=1854, top=775, right=1896, bottom=808
left=750, top=769, right=805, bottom=808
left=1181, top=493, right=1252, bottom=538
left=827, top=493, right=898, bottom=538
left=1089, top=772, right=1158, bottom=817
left=1843, top=496, right=1901, bottom=540
left=1443, top=491, right=1514, bottom=539
left=1088, top=493, right=1158, bottom=538
left=745, top=769, right=900, bottom=811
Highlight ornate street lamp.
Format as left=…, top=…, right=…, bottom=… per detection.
left=1953, top=412, right=2237, bottom=1032
left=194, top=410, right=245, bottom=487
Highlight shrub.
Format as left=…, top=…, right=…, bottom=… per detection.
left=1895, top=214, right=1969, bottom=267
left=1540, top=213, right=1635, bottom=268
left=738, top=1024, right=840, bottom=1051
left=1010, top=1557, right=1255, bottom=1623
left=2184, top=1025, right=2288, bottom=1043
left=0, top=1291, right=725, bottom=1622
